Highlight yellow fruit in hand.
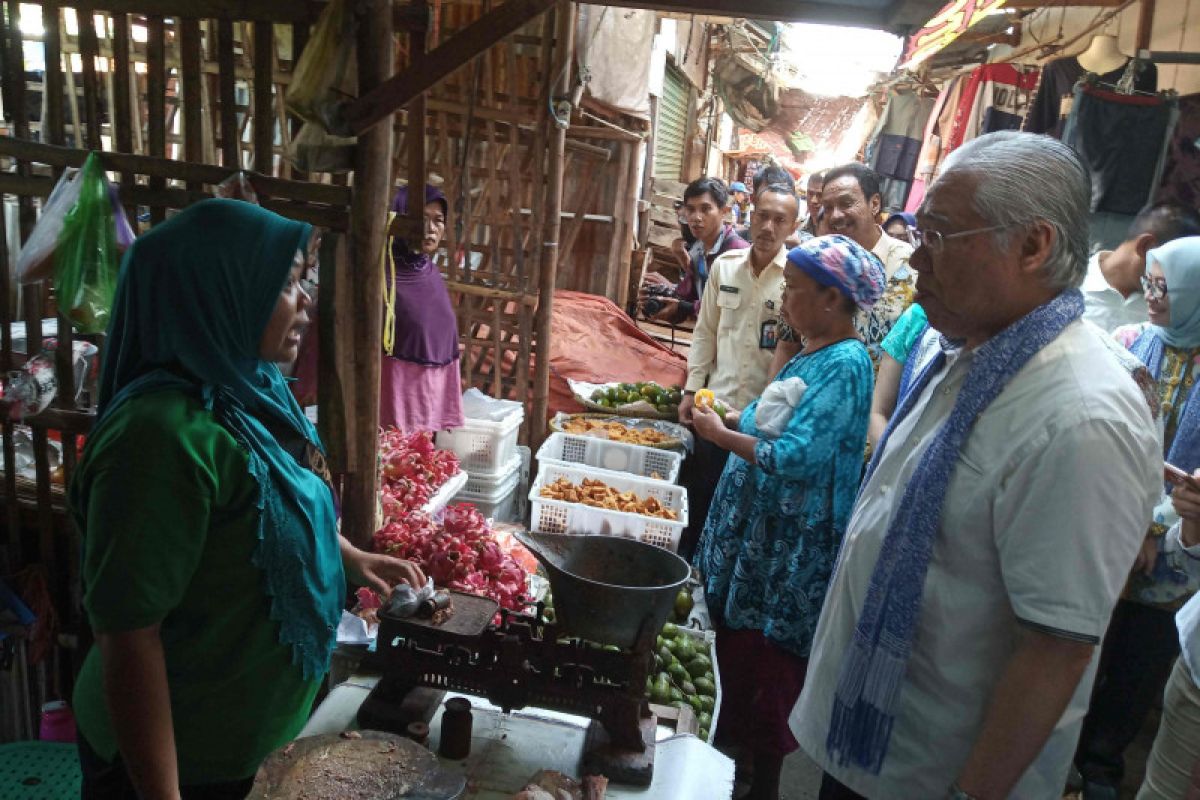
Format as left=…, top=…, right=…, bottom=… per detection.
left=695, top=389, right=715, bottom=410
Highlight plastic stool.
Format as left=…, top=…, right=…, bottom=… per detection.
left=0, top=741, right=81, bottom=799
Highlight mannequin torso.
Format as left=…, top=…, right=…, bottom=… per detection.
left=1077, top=34, right=1129, bottom=75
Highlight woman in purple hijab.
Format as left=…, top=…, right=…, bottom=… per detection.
left=291, top=185, right=463, bottom=432
left=379, top=184, right=464, bottom=431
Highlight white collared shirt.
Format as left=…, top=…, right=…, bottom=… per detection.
left=1081, top=251, right=1148, bottom=333
left=685, top=245, right=788, bottom=409
left=791, top=320, right=1161, bottom=799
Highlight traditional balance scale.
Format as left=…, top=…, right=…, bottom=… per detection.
left=358, top=531, right=692, bottom=787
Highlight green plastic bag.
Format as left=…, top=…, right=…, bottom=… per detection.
left=55, top=152, right=119, bottom=334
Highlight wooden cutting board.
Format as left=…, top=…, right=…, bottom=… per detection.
left=247, top=731, right=466, bottom=800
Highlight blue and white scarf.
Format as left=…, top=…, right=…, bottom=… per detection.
left=826, top=289, right=1085, bottom=774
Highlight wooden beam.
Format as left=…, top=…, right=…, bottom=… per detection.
left=180, top=18, right=204, bottom=175
left=531, top=0, right=573, bottom=447
left=42, top=4, right=65, bottom=147
left=77, top=2, right=103, bottom=150
left=599, top=0, right=885, bottom=25
left=252, top=21, right=274, bottom=175
left=71, top=0, right=318, bottom=22
left=146, top=14, right=166, bottom=222
left=217, top=19, right=239, bottom=168
left=1135, top=0, right=1154, bottom=52
left=345, top=0, right=558, bottom=135
left=341, top=0, right=393, bottom=549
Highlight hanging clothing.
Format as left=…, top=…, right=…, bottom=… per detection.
left=1063, top=84, right=1179, bottom=216
left=1024, top=55, right=1158, bottom=138
left=867, top=90, right=937, bottom=212
left=1156, top=93, right=1200, bottom=209
left=948, top=63, right=1041, bottom=147
left=906, top=75, right=967, bottom=213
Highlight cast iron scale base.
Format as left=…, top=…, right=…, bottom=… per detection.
left=358, top=591, right=659, bottom=786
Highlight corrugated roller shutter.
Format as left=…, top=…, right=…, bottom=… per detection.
left=655, top=64, right=687, bottom=181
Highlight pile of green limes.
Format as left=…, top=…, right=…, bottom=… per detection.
left=645, top=622, right=716, bottom=741
left=590, top=382, right=683, bottom=416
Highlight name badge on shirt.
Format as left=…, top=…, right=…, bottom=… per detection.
left=719, top=285, right=739, bottom=294
left=760, top=320, right=778, bottom=351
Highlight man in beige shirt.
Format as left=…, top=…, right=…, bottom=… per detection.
left=772, top=163, right=914, bottom=375
left=677, top=184, right=800, bottom=558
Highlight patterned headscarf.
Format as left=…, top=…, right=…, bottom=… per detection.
left=786, top=234, right=886, bottom=311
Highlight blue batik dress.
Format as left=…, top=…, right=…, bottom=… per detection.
left=694, top=338, right=874, bottom=658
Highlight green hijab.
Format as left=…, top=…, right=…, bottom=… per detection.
left=81, top=198, right=343, bottom=679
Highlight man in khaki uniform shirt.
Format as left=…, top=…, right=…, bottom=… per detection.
left=678, top=184, right=800, bottom=557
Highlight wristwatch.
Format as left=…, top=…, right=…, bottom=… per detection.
left=946, top=784, right=980, bottom=800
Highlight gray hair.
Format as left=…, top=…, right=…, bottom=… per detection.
left=939, top=131, right=1091, bottom=290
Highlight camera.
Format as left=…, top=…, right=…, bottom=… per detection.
left=641, top=284, right=677, bottom=318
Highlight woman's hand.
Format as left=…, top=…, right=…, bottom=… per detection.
left=341, top=539, right=425, bottom=596
left=1172, top=475, right=1200, bottom=521
left=691, top=404, right=726, bottom=444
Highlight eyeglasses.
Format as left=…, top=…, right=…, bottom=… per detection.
left=1141, top=275, right=1168, bottom=300
left=906, top=223, right=1021, bottom=255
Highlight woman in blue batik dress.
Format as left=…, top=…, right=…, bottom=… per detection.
left=690, top=234, right=884, bottom=800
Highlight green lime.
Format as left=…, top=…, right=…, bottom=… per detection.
left=669, top=687, right=683, bottom=703
left=591, top=389, right=605, bottom=401
left=680, top=679, right=697, bottom=696
left=656, top=635, right=665, bottom=650
left=686, top=655, right=712, bottom=678
left=662, top=623, right=678, bottom=637
left=656, top=404, right=673, bottom=415
left=694, top=677, right=716, bottom=697
left=658, top=645, right=673, bottom=665
left=688, top=694, right=704, bottom=713
left=667, top=663, right=689, bottom=684
left=699, top=695, right=716, bottom=714
left=698, top=711, right=712, bottom=729
left=699, top=726, right=710, bottom=741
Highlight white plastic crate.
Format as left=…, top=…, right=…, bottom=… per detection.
left=536, top=432, right=682, bottom=483
left=436, top=408, right=523, bottom=473
left=528, top=462, right=688, bottom=552
left=454, top=484, right=521, bottom=523
left=462, top=451, right=523, bottom=495
left=420, top=471, right=468, bottom=517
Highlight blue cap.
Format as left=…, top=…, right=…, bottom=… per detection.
left=730, top=181, right=748, bottom=193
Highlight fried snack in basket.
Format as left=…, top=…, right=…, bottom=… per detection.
left=539, top=477, right=678, bottom=520
left=561, top=416, right=671, bottom=446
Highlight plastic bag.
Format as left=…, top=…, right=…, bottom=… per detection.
left=55, top=153, right=120, bottom=334
left=215, top=171, right=260, bottom=204
left=15, top=167, right=87, bottom=284
left=286, top=0, right=357, bottom=133
left=755, top=377, right=807, bottom=439
left=287, top=121, right=357, bottom=174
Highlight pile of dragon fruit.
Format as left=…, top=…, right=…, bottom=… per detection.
left=372, top=503, right=530, bottom=612
left=378, top=428, right=461, bottom=514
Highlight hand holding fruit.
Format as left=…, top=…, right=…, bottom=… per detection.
left=691, top=403, right=725, bottom=443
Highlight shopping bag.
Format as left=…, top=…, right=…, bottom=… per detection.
left=14, top=167, right=87, bottom=284
left=286, top=0, right=357, bottom=133
left=54, top=152, right=120, bottom=334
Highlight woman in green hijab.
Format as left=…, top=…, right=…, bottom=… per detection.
left=70, top=199, right=424, bottom=799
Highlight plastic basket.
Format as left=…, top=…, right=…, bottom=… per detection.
left=461, top=452, right=523, bottom=495
left=0, top=741, right=81, bottom=799
left=436, top=409, right=523, bottom=473
left=454, top=484, right=520, bottom=523
left=537, top=432, right=682, bottom=483
left=528, top=463, right=688, bottom=552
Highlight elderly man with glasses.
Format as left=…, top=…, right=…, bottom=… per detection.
left=790, top=131, right=1162, bottom=800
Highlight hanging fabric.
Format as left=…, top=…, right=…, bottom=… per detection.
left=947, top=63, right=1041, bottom=148
left=866, top=89, right=937, bottom=212
left=1024, top=55, right=1158, bottom=139
left=905, top=75, right=967, bottom=213
left=1062, top=82, right=1179, bottom=215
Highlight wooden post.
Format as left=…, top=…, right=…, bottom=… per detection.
left=180, top=17, right=204, bottom=177
left=341, top=0, right=394, bottom=548
left=77, top=3, right=102, bottom=151
left=147, top=15, right=166, bottom=223
left=42, top=4, right=64, bottom=147
left=638, top=94, right=656, bottom=249
left=1136, top=0, right=1155, bottom=52
left=530, top=0, right=574, bottom=446
left=217, top=19, right=238, bottom=168
left=604, top=140, right=632, bottom=301
left=253, top=21, right=274, bottom=175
